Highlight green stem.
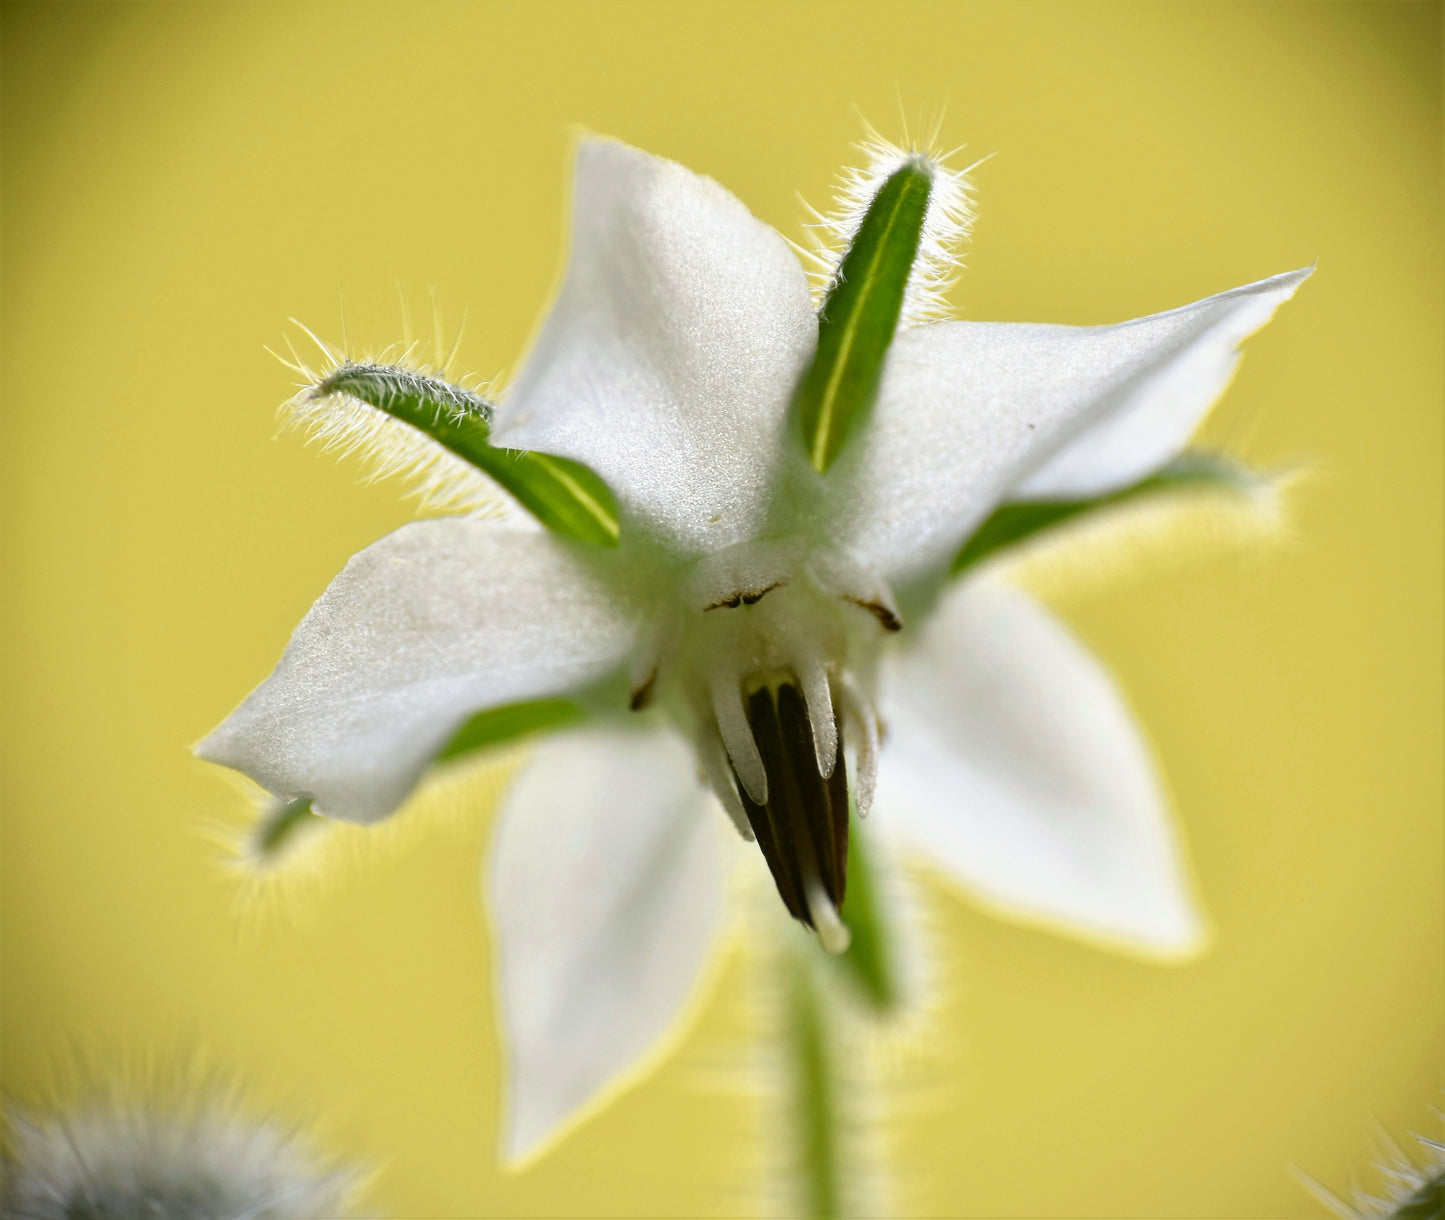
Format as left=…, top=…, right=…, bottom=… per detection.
left=785, top=949, right=843, bottom=1220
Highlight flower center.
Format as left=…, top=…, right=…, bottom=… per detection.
left=637, top=540, right=897, bottom=951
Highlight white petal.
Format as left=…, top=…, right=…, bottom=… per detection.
left=196, top=519, right=635, bottom=824
left=827, top=268, right=1311, bottom=582
left=876, top=576, right=1204, bottom=957
left=1014, top=268, right=1312, bottom=497
left=487, top=727, right=729, bottom=1163
left=494, top=137, right=817, bottom=557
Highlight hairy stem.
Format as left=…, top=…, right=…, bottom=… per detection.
left=785, top=949, right=843, bottom=1219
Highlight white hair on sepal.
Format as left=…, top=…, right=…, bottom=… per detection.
left=799, top=119, right=984, bottom=329
left=1297, top=1108, right=1445, bottom=1218
left=1005, top=464, right=1304, bottom=605
left=202, top=749, right=526, bottom=935
left=1, top=1066, right=370, bottom=1219
left=269, top=320, right=523, bottom=520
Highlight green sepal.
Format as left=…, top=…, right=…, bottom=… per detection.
left=836, top=811, right=898, bottom=1012
left=479, top=448, right=620, bottom=549
left=951, top=451, right=1267, bottom=577
left=252, top=795, right=323, bottom=861
left=314, top=363, right=620, bottom=548
left=1392, top=1173, right=1445, bottom=1220
left=433, top=697, right=585, bottom=764
left=794, top=161, right=932, bottom=474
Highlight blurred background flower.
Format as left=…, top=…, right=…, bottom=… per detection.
left=1, top=1062, right=368, bottom=1219
left=2, top=3, right=1438, bottom=1216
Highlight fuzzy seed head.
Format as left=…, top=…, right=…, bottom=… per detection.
left=1, top=1094, right=364, bottom=1219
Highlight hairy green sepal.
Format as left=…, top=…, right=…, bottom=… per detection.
left=951, top=451, right=1267, bottom=577
left=1392, top=1172, right=1445, bottom=1220
left=316, top=364, right=620, bottom=547
left=434, top=698, right=585, bottom=764
left=837, top=813, right=898, bottom=1011
left=794, top=161, right=932, bottom=474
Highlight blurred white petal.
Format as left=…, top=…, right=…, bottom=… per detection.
left=488, top=726, right=730, bottom=1163
left=877, top=576, right=1205, bottom=957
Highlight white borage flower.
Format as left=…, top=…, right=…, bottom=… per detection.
left=196, top=130, right=1310, bottom=1164
left=0, top=1090, right=364, bottom=1219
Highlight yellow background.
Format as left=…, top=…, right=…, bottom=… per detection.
left=2, top=3, right=1440, bottom=1216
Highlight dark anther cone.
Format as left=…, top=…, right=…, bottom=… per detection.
left=735, top=677, right=849, bottom=929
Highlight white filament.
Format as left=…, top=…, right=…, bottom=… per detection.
left=840, top=671, right=880, bottom=818
left=698, top=732, right=754, bottom=842
left=798, top=656, right=838, bottom=781
left=711, top=676, right=768, bottom=806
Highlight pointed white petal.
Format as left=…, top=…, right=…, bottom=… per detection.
left=1014, top=268, right=1312, bottom=497
left=196, top=520, right=635, bottom=823
left=876, top=576, right=1205, bottom=957
left=827, top=269, right=1311, bottom=582
left=488, top=727, right=729, bottom=1163
left=494, top=137, right=817, bottom=557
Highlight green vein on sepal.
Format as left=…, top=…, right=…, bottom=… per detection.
left=837, top=813, right=897, bottom=1012
left=312, top=363, right=620, bottom=548
left=951, top=451, right=1267, bottom=577
left=480, top=448, right=621, bottom=549
left=253, top=795, right=323, bottom=860
left=794, top=160, right=932, bottom=474
left=433, top=698, right=586, bottom=764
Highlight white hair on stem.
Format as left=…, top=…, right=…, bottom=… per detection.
left=798, top=119, right=984, bottom=330
left=268, top=319, right=519, bottom=519
left=738, top=849, right=952, bottom=1219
